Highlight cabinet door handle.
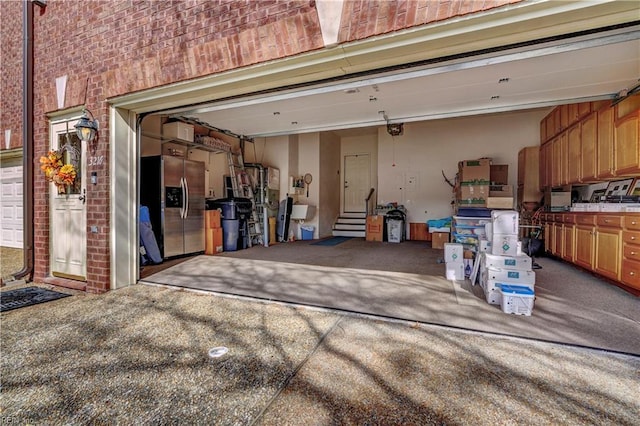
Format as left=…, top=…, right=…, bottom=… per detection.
left=631, top=251, right=637, bottom=256
left=632, top=221, right=637, bottom=225
left=604, top=219, right=610, bottom=223
left=632, top=236, right=637, bottom=241
left=630, top=271, right=636, bottom=277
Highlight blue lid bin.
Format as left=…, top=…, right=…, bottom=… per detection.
left=301, top=226, right=315, bottom=240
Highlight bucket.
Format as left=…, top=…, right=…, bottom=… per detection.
left=222, top=219, right=239, bottom=251
left=301, top=226, right=315, bottom=240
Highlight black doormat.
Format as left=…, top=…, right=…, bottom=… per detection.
left=0, top=286, right=71, bottom=312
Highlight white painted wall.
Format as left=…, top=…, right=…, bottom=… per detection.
left=377, top=109, right=549, bottom=224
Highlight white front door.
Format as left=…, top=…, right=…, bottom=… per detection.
left=50, top=121, right=87, bottom=280
left=343, top=154, right=370, bottom=213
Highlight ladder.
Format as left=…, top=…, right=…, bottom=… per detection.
left=227, top=150, right=263, bottom=247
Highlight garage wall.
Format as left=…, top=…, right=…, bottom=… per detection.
left=319, top=132, right=341, bottom=237
left=377, top=109, right=550, bottom=224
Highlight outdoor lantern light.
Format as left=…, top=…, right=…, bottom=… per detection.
left=74, top=108, right=98, bottom=143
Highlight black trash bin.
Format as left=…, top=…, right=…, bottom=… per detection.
left=385, top=209, right=406, bottom=243
left=207, top=197, right=253, bottom=250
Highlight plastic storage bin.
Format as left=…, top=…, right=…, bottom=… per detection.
left=499, top=284, right=535, bottom=316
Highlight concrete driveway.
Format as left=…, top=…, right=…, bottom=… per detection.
left=1, top=283, right=638, bottom=424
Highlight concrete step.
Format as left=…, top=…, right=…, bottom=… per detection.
left=332, top=229, right=366, bottom=238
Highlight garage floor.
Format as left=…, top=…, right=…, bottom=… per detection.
left=141, top=239, right=640, bottom=355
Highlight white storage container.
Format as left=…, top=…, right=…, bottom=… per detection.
left=499, top=284, right=535, bottom=316
left=445, top=262, right=464, bottom=281
left=491, top=210, right=519, bottom=235
left=483, top=253, right=532, bottom=271
left=444, top=243, right=464, bottom=264
left=484, top=287, right=501, bottom=305
left=484, top=266, right=535, bottom=288
left=491, top=233, right=518, bottom=256
left=479, top=239, right=492, bottom=252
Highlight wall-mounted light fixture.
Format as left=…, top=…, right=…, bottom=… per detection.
left=74, top=108, right=99, bottom=143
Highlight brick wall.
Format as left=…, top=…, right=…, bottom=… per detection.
left=339, top=0, right=523, bottom=43
left=0, top=0, right=24, bottom=150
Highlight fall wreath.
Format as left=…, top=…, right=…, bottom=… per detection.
left=40, top=150, right=77, bottom=194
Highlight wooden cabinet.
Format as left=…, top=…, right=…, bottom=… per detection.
left=580, top=112, right=597, bottom=182
left=567, top=123, right=581, bottom=183
left=614, top=111, right=640, bottom=176
left=562, top=214, right=575, bottom=261
left=574, top=214, right=596, bottom=270
left=517, top=146, right=542, bottom=206
left=551, top=132, right=568, bottom=187
left=539, top=142, right=552, bottom=190
left=593, top=215, right=622, bottom=281
left=546, top=213, right=639, bottom=293
left=596, top=105, right=615, bottom=179
left=621, top=215, right=640, bottom=290
left=568, top=102, right=591, bottom=124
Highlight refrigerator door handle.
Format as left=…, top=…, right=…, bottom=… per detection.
left=180, top=177, right=186, bottom=219
left=184, top=176, right=190, bottom=218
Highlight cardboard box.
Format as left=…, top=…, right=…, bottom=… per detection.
left=366, top=215, right=383, bottom=242
left=205, top=210, right=221, bottom=229
left=483, top=253, right=532, bottom=271
left=458, top=184, right=489, bottom=200
left=432, top=232, right=450, bottom=249
left=163, top=121, right=194, bottom=143
left=489, top=185, right=513, bottom=197
left=484, top=266, right=535, bottom=288
left=458, top=159, right=491, bottom=184
left=487, top=197, right=514, bottom=209
left=444, top=243, right=464, bottom=263
left=491, top=233, right=518, bottom=256
left=205, top=227, right=223, bottom=255
left=491, top=210, right=519, bottom=235
left=490, top=164, right=509, bottom=185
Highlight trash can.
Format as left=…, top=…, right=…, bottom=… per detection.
left=222, top=219, right=239, bottom=251
left=301, top=225, right=315, bottom=240
left=385, top=209, right=406, bottom=243
left=208, top=197, right=253, bottom=250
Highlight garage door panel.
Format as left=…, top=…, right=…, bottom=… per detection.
left=0, top=165, right=23, bottom=249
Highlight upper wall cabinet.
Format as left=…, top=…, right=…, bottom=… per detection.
left=614, top=95, right=640, bottom=176
left=539, top=96, right=639, bottom=189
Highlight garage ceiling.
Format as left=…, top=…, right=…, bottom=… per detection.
left=169, top=28, right=640, bottom=138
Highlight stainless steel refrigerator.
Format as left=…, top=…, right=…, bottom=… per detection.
left=141, top=155, right=205, bottom=259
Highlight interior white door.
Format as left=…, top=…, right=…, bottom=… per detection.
left=343, top=154, right=370, bottom=213
left=50, top=121, right=87, bottom=280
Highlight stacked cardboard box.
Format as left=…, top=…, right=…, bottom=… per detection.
left=456, top=159, right=491, bottom=208
left=478, top=210, right=536, bottom=315
left=366, top=215, right=383, bottom=242
left=205, top=210, right=223, bottom=255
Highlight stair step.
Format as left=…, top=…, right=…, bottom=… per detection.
left=333, top=223, right=365, bottom=231
left=341, top=212, right=367, bottom=219
left=332, top=229, right=366, bottom=237
left=336, top=217, right=366, bottom=225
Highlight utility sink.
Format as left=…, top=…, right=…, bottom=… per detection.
left=290, top=204, right=316, bottom=220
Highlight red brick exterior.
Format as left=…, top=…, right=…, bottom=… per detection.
left=0, top=0, right=24, bottom=150
left=339, top=0, right=522, bottom=42
left=3, top=0, right=523, bottom=292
